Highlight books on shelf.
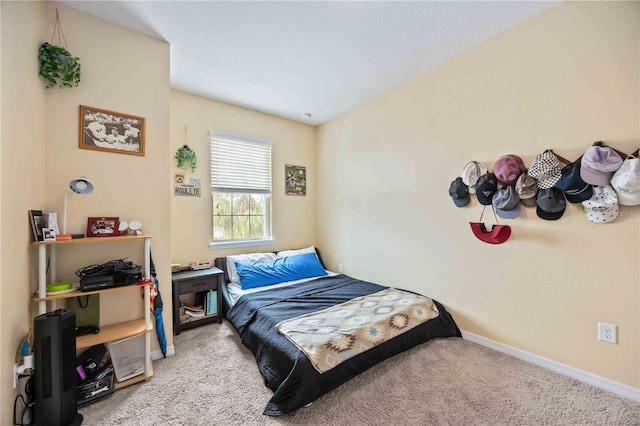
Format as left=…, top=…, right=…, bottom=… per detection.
left=185, top=310, right=205, bottom=318
left=29, top=210, right=44, bottom=242
left=181, top=289, right=218, bottom=321
left=206, top=290, right=218, bottom=316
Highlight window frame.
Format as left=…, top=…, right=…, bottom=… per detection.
left=209, top=131, right=274, bottom=250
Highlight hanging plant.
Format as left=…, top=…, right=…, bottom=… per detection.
left=38, top=10, right=81, bottom=89
left=39, top=43, right=81, bottom=88
left=175, top=145, right=197, bottom=172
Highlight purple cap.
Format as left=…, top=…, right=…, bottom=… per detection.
left=580, top=144, right=623, bottom=185
left=494, top=155, right=526, bottom=186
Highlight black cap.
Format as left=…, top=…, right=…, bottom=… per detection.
left=536, top=188, right=566, bottom=220
left=476, top=173, right=498, bottom=205
left=449, top=177, right=470, bottom=207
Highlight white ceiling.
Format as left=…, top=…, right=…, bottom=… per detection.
left=59, top=1, right=561, bottom=125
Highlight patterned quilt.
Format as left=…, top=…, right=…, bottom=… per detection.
left=276, top=288, right=440, bottom=373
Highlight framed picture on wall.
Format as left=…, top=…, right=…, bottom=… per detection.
left=285, top=164, right=306, bottom=196
left=79, top=105, right=145, bottom=156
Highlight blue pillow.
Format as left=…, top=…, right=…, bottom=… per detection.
left=235, top=252, right=327, bottom=290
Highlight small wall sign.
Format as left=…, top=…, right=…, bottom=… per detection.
left=175, top=176, right=201, bottom=197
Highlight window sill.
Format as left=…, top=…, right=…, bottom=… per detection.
left=209, top=238, right=275, bottom=250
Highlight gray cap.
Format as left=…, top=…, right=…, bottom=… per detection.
left=449, top=177, right=470, bottom=207
left=536, top=188, right=566, bottom=220
left=515, top=173, right=538, bottom=207
left=492, top=186, right=521, bottom=219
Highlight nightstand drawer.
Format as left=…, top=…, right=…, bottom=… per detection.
left=180, top=278, right=216, bottom=293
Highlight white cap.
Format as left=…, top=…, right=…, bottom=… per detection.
left=582, top=185, right=619, bottom=223
left=610, top=155, right=640, bottom=206
left=461, top=161, right=487, bottom=194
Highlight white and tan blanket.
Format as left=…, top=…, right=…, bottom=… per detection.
left=276, top=288, right=440, bottom=373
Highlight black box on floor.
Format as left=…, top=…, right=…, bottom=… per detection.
left=77, top=371, right=115, bottom=406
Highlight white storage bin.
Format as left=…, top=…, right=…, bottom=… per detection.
left=107, top=334, right=145, bottom=382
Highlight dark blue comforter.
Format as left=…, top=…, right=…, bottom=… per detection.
left=226, top=274, right=461, bottom=416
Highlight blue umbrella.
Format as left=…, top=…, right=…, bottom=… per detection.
left=150, top=255, right=167, bottom=357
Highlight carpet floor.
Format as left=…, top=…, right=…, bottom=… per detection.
left=78, top=320, right=640, bottom=425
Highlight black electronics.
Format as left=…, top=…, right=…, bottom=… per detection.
left=34, top=309, right=83, bottom=426
left=76, top=325, right=100, bottom=336
left=79, top=275, right=113, bottom=292
left=77, top=259, right=142, bottom=291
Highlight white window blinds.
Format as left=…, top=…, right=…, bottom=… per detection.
left=210, top=131, right=272, bottom=194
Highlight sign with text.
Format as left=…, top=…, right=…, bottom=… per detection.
left=175, top=178, right=201, bottom=197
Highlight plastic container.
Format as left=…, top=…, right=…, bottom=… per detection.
left=107, top=334, right=145, bottom=382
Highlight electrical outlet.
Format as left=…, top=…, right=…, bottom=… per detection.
left=338, top=263, right=343, bottom=273
left=598, top=322, right=617, bottom=344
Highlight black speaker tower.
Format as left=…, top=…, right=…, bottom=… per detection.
left=34, top=309, right=83, bottom=426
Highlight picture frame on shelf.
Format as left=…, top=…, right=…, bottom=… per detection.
left=42, top=228, right=57, bottom=242
left=29, top=210, right=44, bottom=242
left=79, top=105, right=145, bottom=157
left=87, top=217, right=120, bottom=238
left=42, top=212, right=61, bottom=235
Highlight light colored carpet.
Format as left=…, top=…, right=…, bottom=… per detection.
left=79, top=320, right=640, bottom=425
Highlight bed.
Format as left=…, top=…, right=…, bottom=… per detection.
left=214, top=247, right=461, bottom=416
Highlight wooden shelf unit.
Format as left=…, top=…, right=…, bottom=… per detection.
left=33, top=234, right=154, bottom=389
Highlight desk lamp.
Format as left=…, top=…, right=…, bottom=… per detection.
left=57, top=177, right=94, bottom=240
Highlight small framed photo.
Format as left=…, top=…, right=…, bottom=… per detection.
left=87, top=217, right=120, bottom=238
left=42, top=228, right=56, bottom=242
left=285, top=164, right=306, bottom=196
left=79, top=105, right=145, bottom=156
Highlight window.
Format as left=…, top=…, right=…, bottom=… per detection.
left=210, top=131, right=273, bottom=249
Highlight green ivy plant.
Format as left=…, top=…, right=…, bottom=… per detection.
left=38, top=42, right=81, bottom=88
left=175, top=145, right=197, bottom=172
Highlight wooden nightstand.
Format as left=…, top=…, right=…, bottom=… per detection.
left=171, top=267, right=223, bottom=335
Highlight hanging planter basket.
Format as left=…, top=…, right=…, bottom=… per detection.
left=39, top=43, right=81, bottom=88
left=175, top=145, right=197, bottom=172
left=38, top=10, right=81, bottom=89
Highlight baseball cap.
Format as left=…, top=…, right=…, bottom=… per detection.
left=493, top=155, right=526, bottom=186
left=449, top=177, right=470, bottom=207
left=536, top=188, right=566, bottom=220
left=475, top=173, right=498, bottom=205
left=554, top=161, right=593, bottom=203
left=582, top=185, right=619, bottom=223
left=610, top=155, right=640, bottom=206
left=492, top=186, right=521, bottom=219
left=515, top=173, right=538, bottom=207
left=579, top=143, right=623, bottom=185
left=528, top=150, right=562, bottom=189
left=461, top=161, right=488, bottom=194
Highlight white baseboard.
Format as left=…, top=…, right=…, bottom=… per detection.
left=151, top=345, right=175, bottom=360
left=461, top=330, right=640, bottom=402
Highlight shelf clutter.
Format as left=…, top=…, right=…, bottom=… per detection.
left=449, top=141, right=640, bottom=224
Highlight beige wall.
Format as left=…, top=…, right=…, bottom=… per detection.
left=0, top=1, right=47, bottom=420
left=170, top=90, right=317, bottom=264
left=317, top=1, right=639, bottom=389
left=42, top=3, right=171, bottom=342
left=1, top=2, right=171, bottom=421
